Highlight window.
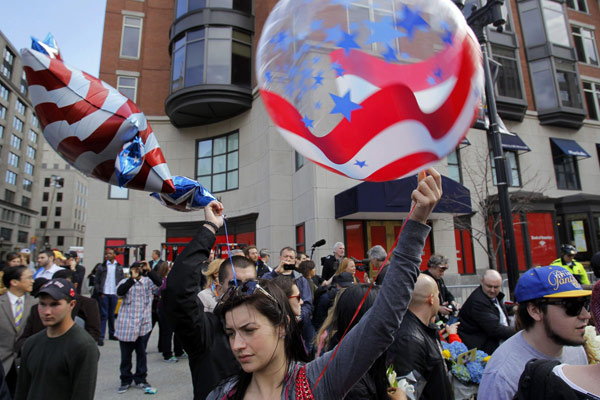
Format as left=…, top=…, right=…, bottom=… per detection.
left=109, top=185, right=129, bottom=199
left=0, top=228, right=12, bottom=241
left=24, top=162, right=34, bottom=176
left=295, top=151, right=304, bottom=171
left=195, top=131, right=239, bottom=192
left=57, top=236, right=64, bottom=246
left=56, top=192, right=63, bottom=202
left=584, top=81, right=600, bottom=120
left=491, top=45, right=523, bottom=99
left=555, top=59, right=583, bottom=108
left=551, top=142, right=581, bottom=190
left=7, top=152, right=19, bottom=168
left=0, top=105, right=6, bottom=119
left=175, top=0, right=252, bottom=18
left=566, top=0, right=588, bottom=12
left=12, top=117, right=23, bottom=132
left=30, top=114, right=39, bottom=128
left=117, top=76, right=137, bottom=101
left=491, top=150, right=522, bottom=187
left=11, top=134, right=21, bottom=150
left=5, top=170, right=16, bottom=185
left=44, top=177, right=51, bottom=187
left=55, top=207, right=62, bottom=217
left=0, top=125, right=3, bottom=138
left=171, top=27, right=251, bottom=92
left=28, top=130, right=37, bottom=143
left=0, top=84, right=8, bottom=101
left=447, top=150, right=463, bottom=183
left=296, top=223, right=306, bottom=254
left=2, top=48, right=14, bottom=79
left=41, top=206, right=48, bottom=216
left=22, top=179, right=32, bottom=191
left=15, top=100, right=26, bottom=115
left=1, top=209, right=15, bottom=222
left=26, top=146, right=36, bottom=159
left=19, top=213, right=30, bottom=225
left=20, top=71, right=27, bottom=95
left=542, top=0, right=570, bottom=47
left=17, top=231, right=27, bottom=243
left=42, top=192, right=49, bottom=202
left=40, top=221, right=46, bottom=229
left=4, top=190, right=15, bottom=203
left=120, top=15, right=143, bottom=59
left=22, top=196, right=30, bottom=208
left=54, top=221, right=60, bottom=229
left=572, top=26, right=598, bottom=66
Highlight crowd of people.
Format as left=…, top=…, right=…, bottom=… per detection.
left=0, top=167, right=599, bottom=399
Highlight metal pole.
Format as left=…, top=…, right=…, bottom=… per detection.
left=459, top=0, right=520, bottom=297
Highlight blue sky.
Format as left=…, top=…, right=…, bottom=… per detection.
left=1, top=0, right=107, bottom=76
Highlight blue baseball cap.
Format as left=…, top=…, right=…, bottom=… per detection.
left=515, top=266, right=592, bottom=303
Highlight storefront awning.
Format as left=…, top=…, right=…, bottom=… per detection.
left=501, top=133, right=530, bottom=152
left=335, top=175, right=472, bottom=219
left=550, top=138, right=591, bottom=159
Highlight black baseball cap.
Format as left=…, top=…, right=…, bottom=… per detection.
left=332, top=272, right=355, bottom=288
left=38, top=278, right=76, bottom=300
left=65, top=251, right=78, bottom=259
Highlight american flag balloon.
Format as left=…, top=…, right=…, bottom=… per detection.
left=21, top=48, right=175, bottom=194
left=257, top=0, right=484, bottom=182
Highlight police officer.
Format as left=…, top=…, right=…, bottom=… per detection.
left=321, top=242, right=345, bottom=281
left=550, top=244, right=592, bottom=289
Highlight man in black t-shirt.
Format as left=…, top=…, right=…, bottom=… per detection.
left=15, top=279, right=99, bottom=400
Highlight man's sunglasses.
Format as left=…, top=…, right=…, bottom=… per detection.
left=542, top=297, right=590, bottom=317
left=220, top=280, right=277, bottom=306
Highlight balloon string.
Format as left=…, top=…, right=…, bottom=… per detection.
left=223, top=217, right=237, bottom=287
left=313, top=203, right=417, bottom=389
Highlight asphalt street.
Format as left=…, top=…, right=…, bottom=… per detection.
left=95, top=329, right=194, bottom=399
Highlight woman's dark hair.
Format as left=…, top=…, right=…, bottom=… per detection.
left=2, top=265, right=28, bottom=288
left=327, top=284, right=387, bottom=399
left=271, top=275, right=296, bottom=297
left=32, top=277, right=49, bottom=297
left=6, top=252, right=20, bottom=263
left=516, top=299, right=546, bottom=331
left=216, top=278, right=308, bottom=400
left=297, top=260, right=315, bottom=278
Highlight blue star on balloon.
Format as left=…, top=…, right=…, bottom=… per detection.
left=382, top=45, right=399, bottom=62
left=265, top=71, right=273, bottom=83
left=313, top=72, right=324, bottom=87
left=293, top=43, right=311, bottom=61
left=331, top=61, right=345, bottom=77
left=324, top=25, right=344, bottom=43
left=337, top=31, right=361, bottom=56
left=354, top=160, right=367, bottom=168
left=433, top=67, right=443, bottom=79
left=271, top=30, right=293, bottom=51
left=427, top=76, right=436, bottom=86
left=311, top=19, right=324, bottom=31
left=313, top=56, right=321, bottom=64
left=301, top=115, right=314, bottom=129
left=366, top=17, right=406, bottom=47
left=330, top=91, right=363, bottom=122
left=396, top=5, right=430, bottom=41
left=315, top=101, right=322, bottom=110
left=440, top=27, right=453, bottom=46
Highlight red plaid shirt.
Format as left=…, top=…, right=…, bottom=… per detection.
left=114, top=277, right=157, bottom=342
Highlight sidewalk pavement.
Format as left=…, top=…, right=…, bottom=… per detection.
left=95, top=329, right=193, bottom=399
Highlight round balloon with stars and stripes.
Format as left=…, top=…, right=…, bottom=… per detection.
left=257, top=0, right=484, bottom=182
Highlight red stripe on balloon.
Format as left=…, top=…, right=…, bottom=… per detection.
left=24, top=67, right=71, bottom=92
left=261, top=36, right=478, bottom=166
left=329, top=33, right=469, bottom=92
left=56, top=114, right=125, bottom=164
left=91, top=159, right=117, bottom=182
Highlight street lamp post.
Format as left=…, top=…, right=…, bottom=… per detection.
left=455, top=0, right=521, bottom=297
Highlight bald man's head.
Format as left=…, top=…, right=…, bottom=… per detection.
left=410, top=273, right=440, bottom=319
left=481, top=269, right=503, bottom=299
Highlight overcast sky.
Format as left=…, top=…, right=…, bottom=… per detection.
left=1, top=0, right=107, bottom=76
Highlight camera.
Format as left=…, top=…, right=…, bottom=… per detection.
left=351, top=257, right=370, bottom=273
left=283, top=263, right=296, bottom=271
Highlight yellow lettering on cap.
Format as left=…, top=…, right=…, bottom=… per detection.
left=547, top=270, right=579, bottom=291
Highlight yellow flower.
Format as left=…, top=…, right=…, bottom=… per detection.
left=483, top=356, right=491, bottom=363
left=443, top=349, right=451, bottom=360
